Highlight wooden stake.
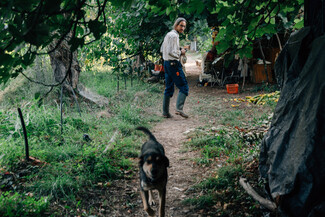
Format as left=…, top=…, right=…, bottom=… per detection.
left=17, top=108, right=29, bottom=161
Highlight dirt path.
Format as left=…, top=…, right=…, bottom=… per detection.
left=106, top=52, right=222, bottom=217
left=137, top=52, right=215, bottom=216
left=152, top=53, right=208, bottom=216
left=102, top=51, right=271, bottom=216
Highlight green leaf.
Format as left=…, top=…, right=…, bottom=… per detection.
left=76, top=26, right=84, bottom=37
left=216, top=41, right=230, bottom=53
left=250, top=15, right=263, bottom=28
left=221, top=19, right=230, bottom=26
left=215, top=28, right=226, bottom=41
left=270, top=18, right=275, bottom=25
left=34, top=92, right=41, bottom=100
left=0, top=53, right=14, bottom=66
left=169, top=11, right=177, bottom=21
left=255, top=4, right=263, bottom=10
left=237, top=46, right=253, bottom=59
left=282, top=6, right=295, bottom=13
left=23, top=23, right=51, bottom=46
left=69, top=37, right=85, bottom=52
left=294, top=19, right=304, bottom=29
left=189, top=0, right=205, bottom=14
left=21, top=52, right=36, bottom=68
left=150, top=6, right=161, bottom=13
left=88, top=20, right=107, bottom=40
left=166, top=7, right=172, bottom=15
left=255, top=24, right=276, bottom=38
left=111, top=0, right=133, bottom=8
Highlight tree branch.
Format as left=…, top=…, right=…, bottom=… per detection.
left=239, top=177, right=277, bottom=212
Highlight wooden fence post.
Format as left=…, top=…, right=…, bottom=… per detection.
left=17, top=108, right=29, bottom=161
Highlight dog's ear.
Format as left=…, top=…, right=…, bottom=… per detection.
left=163, top=156, right=170, bottom=167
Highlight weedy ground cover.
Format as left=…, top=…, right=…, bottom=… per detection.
left=183, top=90, right=277, bottom=216
left=0, top=62, right=163, bottom=216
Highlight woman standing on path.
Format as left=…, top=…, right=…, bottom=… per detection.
left=160, top=17, right=189, bottom=119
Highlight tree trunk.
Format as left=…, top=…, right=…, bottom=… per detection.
left=48, top=34, right=109, bottom=106
left=49, top=34, right=80, bottom=89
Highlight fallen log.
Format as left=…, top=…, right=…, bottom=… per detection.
left=239, top=177, right=277, bottom=212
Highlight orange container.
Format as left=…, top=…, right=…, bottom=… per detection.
left=154, top=64, right=164, bottom=72
left=226, top=84, right=239, bottom=94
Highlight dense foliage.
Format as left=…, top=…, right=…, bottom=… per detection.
left=1, top=0, right=303, bottom=84
left=0, top=0, right=132, bottom=84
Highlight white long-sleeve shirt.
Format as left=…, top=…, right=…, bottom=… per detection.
left=160, top=30, right=181, bottom=61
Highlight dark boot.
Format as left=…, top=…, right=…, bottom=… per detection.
left=175, top=92, right=189, bottom=118
left=162, top=95, right=172, bottom=118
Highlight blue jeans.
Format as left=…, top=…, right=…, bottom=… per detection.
left=163, top=60, right=189, bottom=97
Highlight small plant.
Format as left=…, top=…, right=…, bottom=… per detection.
left=0, top=191, right=49, bottom=217
left=183, top=195, right=215, bottom=209
left=183, top=165, right=263, bottom=216
left=220, top=110, right=245, bottom=126
left=186, top=127, right=249, bottom=165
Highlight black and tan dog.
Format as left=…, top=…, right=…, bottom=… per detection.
left=136, top=126, right=169, bottom=217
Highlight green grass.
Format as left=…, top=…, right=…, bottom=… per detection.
left=0, top=191, right=49, bottom=217
left=220, top=110, right=245, bottom=126
left=0, top=61, right=163, bottom=216
left=250, top=83, right=279, bottom=93
left=183, top=165, right=245, bottom=209
left=183, top=165, right=263, bottom=216
left=186, top=127, right=251, bottom=165
left=183, top=96, right=275, bottom=216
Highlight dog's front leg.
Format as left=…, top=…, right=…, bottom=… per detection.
left=158, top=187, right=166, bottom=217
left=141, top=190, right=155, bottom=216
left=148, top=190, right=156, bottom=206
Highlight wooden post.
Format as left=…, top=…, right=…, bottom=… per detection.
left=117, top=74, right=120, bottom=92
left=17, top=108, right=29, bottom=161
left=124, top=75, right=127, bottom=90
left=130, top=67, right=133, bottom=87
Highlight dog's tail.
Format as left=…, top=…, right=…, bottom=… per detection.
left=136, top=126, right=157, bottom=141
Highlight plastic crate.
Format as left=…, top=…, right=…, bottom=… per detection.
left=226, top=84, right=239, bottom=94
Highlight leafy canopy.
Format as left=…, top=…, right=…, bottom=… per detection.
left=0, top=0, right=303, bottom=84
left=0, top=0, right=132, bottom=84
